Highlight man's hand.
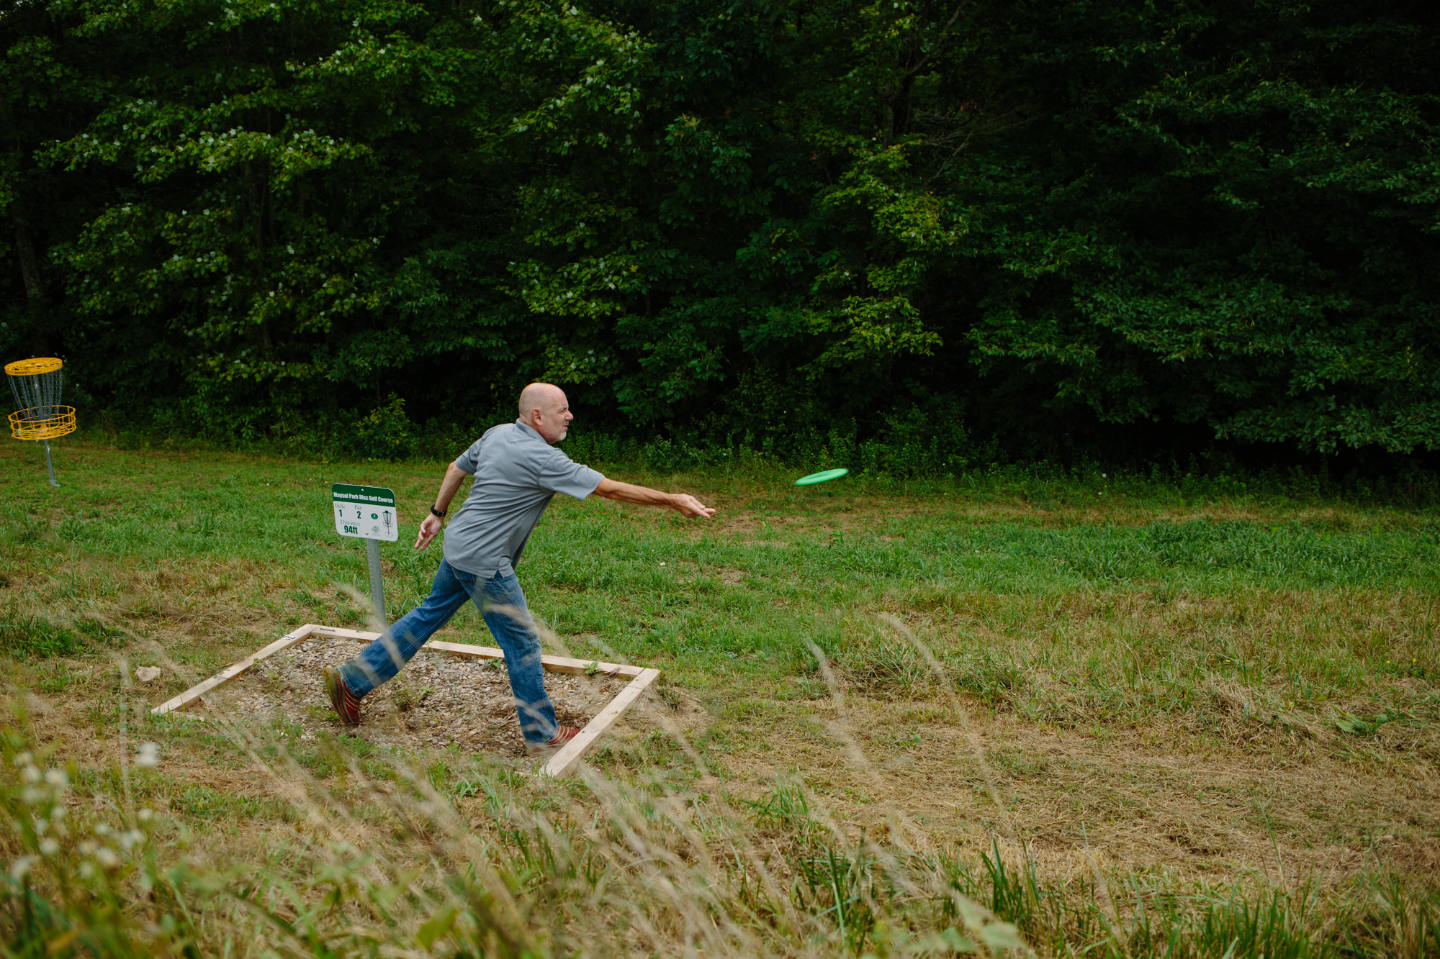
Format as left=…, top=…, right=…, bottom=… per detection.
left=415, top=513, right=443, bottom=550
left=668, top=493, right=715, bottom=519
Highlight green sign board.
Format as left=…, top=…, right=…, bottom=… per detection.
left=331, top=484, right=398, bottom=542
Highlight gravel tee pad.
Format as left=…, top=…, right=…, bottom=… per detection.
left=151, top=624, right=660, bottom=777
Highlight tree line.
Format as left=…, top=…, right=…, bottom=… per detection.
left=3, top=0, right=1437, bottom=465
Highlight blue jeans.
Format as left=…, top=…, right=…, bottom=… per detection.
left=337, top=559, right=559, bottom=745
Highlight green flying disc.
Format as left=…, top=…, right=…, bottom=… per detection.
left=795, top=468, right=849, bottom=487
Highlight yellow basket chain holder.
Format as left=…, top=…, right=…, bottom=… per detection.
left=6, top=356, right=76, bottom=486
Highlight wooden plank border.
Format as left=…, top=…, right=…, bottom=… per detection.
left=150, top=624, right=316, bottom=717
left=150, top=623, right=658, bottom=776
left=544, top=666, right=659, bottom=777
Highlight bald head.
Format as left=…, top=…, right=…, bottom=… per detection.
left=519, top=382, right=564, bottom=417
left=518, top=382, right=573, bottom=444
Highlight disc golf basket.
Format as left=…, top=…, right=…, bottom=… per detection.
left=6, top=357, right=77, bottom=488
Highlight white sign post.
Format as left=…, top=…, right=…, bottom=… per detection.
left=332, top=484, right=397, bottom=622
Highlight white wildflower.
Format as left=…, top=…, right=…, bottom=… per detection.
left=136, top=742, right=160, bottom=768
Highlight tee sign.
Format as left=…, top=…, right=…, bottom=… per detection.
left=332, top=484, right=398, bottom=542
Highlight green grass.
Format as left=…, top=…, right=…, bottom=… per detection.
left=1, top=437, right=1437, bottom=957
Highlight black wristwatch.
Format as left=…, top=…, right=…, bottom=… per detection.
left=429, top=506, right=446, bottom=518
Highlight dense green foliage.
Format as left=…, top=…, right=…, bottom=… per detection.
left=3, top=0, right=1437, bottom=462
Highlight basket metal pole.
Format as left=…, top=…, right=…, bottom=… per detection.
left=44, top=439, right=58, bottom=487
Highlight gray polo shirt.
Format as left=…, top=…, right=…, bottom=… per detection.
left=442, top=420, right=604, bottom=578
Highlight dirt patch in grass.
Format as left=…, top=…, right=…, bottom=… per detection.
left=718, top=689, right=1440, bottom=890
left=165, top=634, right=637, bottom=758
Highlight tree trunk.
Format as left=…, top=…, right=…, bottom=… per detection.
left=13, top=220, right=48, bottom=309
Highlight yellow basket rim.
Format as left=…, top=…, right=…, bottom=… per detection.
left=8, top=405, right=76, bottom=441
left=4, top=357, right=64, bottom=376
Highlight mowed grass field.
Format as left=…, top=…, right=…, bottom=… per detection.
left=2, top=438, right=1437, bottom=957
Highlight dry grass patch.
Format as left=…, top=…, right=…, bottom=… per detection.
left=717, top=689, right=1440, bottom=892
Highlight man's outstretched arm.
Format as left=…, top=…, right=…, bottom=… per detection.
left=592, top=478, right=715, bottom=518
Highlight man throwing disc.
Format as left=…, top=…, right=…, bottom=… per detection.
left=324, top=382, right=715, bottom=750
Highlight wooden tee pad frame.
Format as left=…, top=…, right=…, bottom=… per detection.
left=150, top=623, right=660, bottom=778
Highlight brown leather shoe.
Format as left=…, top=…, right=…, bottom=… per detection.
left=323, top=667, right=361, bottom=725
left=527, top=725, right=580, bottom=752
